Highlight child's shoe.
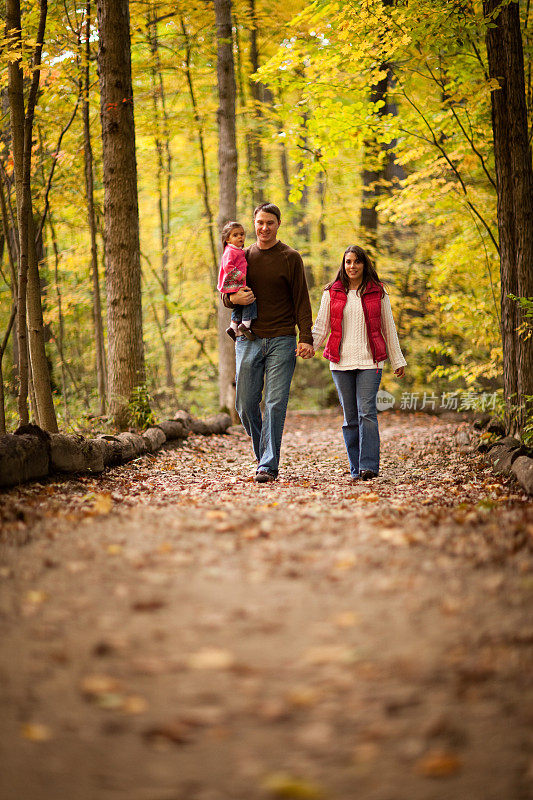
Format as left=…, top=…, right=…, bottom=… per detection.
left=238, top=324, right=256, bottom=341
left=225, top=326, right=237, bottom=341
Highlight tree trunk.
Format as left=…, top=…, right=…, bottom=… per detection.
left=27, top=209, right=58, bottom=430
left=359, top=68, right=390, bottom=260
left=7, top=0, right=57, bottom=431
left=48, top=212, right=69, bottom=422
left=502, top=2, right=533, bottom=427
left=484, top=0, right=533, bottom=434
left=147, top=6, right=174, bottom=391
left=214, top=0, right=238, bottom=415
left=180, top=17, right=219, bottom=284
left=83, top=0, right=107, bottom=415
left=248, top=0, right=268, bottom=203
left=0, top=306, right=16, bottom=433
left=6, top=0, right=29, bottom=424
left=97, top=0, right=146, bottom=428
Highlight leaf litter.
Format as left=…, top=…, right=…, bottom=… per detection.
left=0, top=410, right=532, bottom=799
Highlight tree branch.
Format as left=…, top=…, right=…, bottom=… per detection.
left=398, top=82, right=499, bottom=253
left=35, top=91, right=81, bottom=245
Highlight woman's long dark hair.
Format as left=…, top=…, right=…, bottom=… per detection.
left=325, top=245, right=384, bottom=296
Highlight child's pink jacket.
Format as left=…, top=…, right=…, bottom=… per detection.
left=217, top=244, right=248, bottom=293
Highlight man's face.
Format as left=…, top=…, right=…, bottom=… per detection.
left=254, top=211, right=280, bottom=248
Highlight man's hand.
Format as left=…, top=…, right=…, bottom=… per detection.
left=394, top=366, right=405, bottom=378
left=296, top=342, right=315, bottom=359
left=230, top=287, right=255, bottom=305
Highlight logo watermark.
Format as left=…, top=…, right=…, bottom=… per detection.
left=377, top=390, right=499, bottom=412
left=376, top=390, right=395, bottom=412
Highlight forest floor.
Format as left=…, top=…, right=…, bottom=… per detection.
left=0, top=410, right=532, bottom=800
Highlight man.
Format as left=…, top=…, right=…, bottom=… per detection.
left=223, top=202, right=314, bottom=483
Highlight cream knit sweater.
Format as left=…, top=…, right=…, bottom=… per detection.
left=312, top=289, right=407, bottom=371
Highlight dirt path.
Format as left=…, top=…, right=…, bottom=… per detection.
left=0, top=411, right=532, bottom=800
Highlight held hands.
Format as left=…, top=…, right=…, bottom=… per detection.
left=230, top=287, right=255, bottom=305
left=394, top=367, right=405, bottom=378
left=296, top=342, right=315, bottom=359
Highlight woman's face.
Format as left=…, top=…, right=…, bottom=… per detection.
left=344, top=252, right=364, bottom=283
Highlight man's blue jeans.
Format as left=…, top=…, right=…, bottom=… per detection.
left=235, top=335, right=296, bottom=476
left=331, top=368, right=382, bottom=476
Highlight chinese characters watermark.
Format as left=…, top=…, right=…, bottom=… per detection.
left=376, top=389, right=498, bottom=413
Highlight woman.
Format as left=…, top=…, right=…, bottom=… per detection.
left=312, top=245, right=406, bottom=480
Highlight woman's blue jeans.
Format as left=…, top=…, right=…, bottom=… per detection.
left=331, top=368, right=382, bottom=477
left=235, top=335, right=296, bottom=476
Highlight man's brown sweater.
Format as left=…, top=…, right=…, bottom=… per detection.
left=222, top=240, right=313, bottom=344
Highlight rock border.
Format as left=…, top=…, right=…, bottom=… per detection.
left=0, top=412, right=232, bottom=490
left=471, top=414, right=533, bottom=495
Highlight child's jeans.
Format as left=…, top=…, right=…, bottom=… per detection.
left=231, top=299, right=257, bottom=325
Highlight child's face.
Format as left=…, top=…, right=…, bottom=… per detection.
left=227, top=227, right=245, bottom=248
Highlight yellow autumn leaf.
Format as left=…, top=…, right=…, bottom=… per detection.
left=415, top=750, right=462, bottom=777
left=21, top=723, right=52, bottom=742
left=92, top=493, right=113, bottom=514
left=25, top=590, right=47, bottom=604
left=261, top=772, right=326, bottom=799
left=186, top=647, right=235, bottom=670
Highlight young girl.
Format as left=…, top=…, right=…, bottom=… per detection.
left=312, top=245, right=406, bottom=480
left=217, top=221, right=257, bottom=341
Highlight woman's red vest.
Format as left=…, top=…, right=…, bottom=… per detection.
left=323, top=280, right=388, bottom=365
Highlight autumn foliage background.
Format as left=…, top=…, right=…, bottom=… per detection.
left=1, top=0, right=530, bottom=430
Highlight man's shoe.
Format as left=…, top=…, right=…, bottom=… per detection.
left=255, top=470, right=276, bottom=483
left=359, top=470, right=378, bottom=480
left=225, top=326, right=236, bottom=341
left=238, top=324, right=256, bottom=341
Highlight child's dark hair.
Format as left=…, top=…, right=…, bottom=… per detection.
left=326, top=245, right=384, bottom=296
left=221, top=221, right=244, bottom=251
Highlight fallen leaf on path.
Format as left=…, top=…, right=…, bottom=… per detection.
left=379, top=528, right=409, bottom=546
left=122, top=695, right=149, bottom=714
left=286, top=686, right=321, bottom=708
left=261, top=772, right=326, bottom=799
left=415, top=750, right=462, bottom=777
left=332, top=611, right=360, bottom=628
left=80, top=674, right=121, bottom=699
left=303, top=645, right=355, bottom=665
left=187, top=647, right=235, bottom=670
left=358, top=493, right=380, bottom=503
left=91, top=493, right=113, bottom=514
left=131, top=598, right=166, bottom=612
left=334, top=552, right=357, bottom=570
left=21, top=723, right=53, bottom=742
left=143, top=720, right=193, bottom=745
left=25, top=590, right=47, bottom=605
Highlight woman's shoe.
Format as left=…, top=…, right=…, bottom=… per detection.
left=359, top=470, right=378, bottom=480
left=238, top=324, right=256, bottom=340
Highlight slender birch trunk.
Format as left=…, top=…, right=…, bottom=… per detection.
left=7, top=0, right=57, bottom=430
left=147, top=7, right=174, bottom=390
left=214, top=0, right=238, bottom=415
left=83, top=0, right=107, bottom=415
